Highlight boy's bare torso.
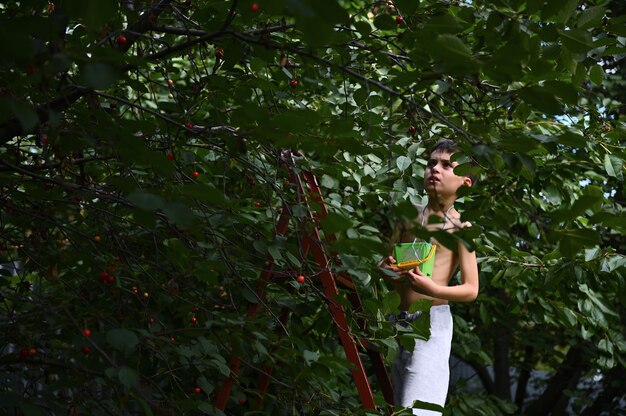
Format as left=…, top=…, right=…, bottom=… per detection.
left=395, top=205, right=464, bottom=309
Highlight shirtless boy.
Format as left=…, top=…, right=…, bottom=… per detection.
left=379, top=139, right=479, bottom=415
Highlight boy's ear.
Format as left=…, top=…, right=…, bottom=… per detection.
left=463, top=176, right=473, bottom=187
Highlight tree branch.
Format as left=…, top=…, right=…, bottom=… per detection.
left=228, top=30, right=473, bottom=141
left=0, top=0, right=172, bottom=143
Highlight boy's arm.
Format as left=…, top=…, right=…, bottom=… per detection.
left=430, top=239, right=479, bottom=301
left=405, top=225, right=479, bottom=302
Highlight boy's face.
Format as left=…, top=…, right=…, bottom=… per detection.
left=424, top=149, right=472, bottom=197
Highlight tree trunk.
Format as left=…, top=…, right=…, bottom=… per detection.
left=514, top=346, right=534, bottom=411
left=493, top=324, right=512, bottom=401
left=523, top=346, right=586, bottom=416
left=580, top=367, right=623, bottom=416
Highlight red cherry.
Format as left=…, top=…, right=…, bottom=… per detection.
left=106, top=274, right=115, bottom=285
left=83, top=328, right=91, bottom=337
left=297, top=275, right=305, bottom=284
left=185, top=123, right=193, bottom=129
left=290, top=79, right=299, bottom=87
left=239, top=398, right=246, bottom=405
left=148, top=317, right=156, bottom=324
left=99, top=271, right=109, bottom=283
left=408, top=125, right=417, bottom=134
left=40, top=135, right=49, bottom=145
left=194, top=387, right=201, bottom=394
left=191, top=308, right=198, bottom=313
left=117, top=35, right=127, bottom=45
left=26, top=64, right=37, bottom=76
left=250, top=3, right=260, bottom=13
left=19, top=348, right=30, bottom=360
left=396, top=16, right=404, bottom=25
left=191, top=316, right=198, bottom=324
left=166, top=152, right=175, bottom=160
left=110, top=102, right=118, bottom=109
left=254, top=202, right=262, bottom=207
left=192, top=171, right=200, bottom=178
left=215, top=48, right=224, bottom=59
left=132, top=286, right=139, bottom=294
left=170, top=336, right=176, bottom=343
left=82, top=346, right=91, bottom=354
left=28, top=348, right=38, bottom=356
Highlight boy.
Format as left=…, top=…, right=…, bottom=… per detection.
left=379, top=139, right=479, bottom=415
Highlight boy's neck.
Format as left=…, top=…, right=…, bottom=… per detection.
left=426, top=195, right=456, bottom=214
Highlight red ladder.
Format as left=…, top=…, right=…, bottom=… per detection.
left=215, top=151, right=393, bottom=412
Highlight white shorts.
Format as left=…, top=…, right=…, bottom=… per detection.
left=391, top=305, right=453, bottom=415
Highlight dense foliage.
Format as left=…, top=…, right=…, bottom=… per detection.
left=0, top=0, right=624, bottom=415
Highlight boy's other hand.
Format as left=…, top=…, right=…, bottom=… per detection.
left=406, top=267, right=436, bottom=296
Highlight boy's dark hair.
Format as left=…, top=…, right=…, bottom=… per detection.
left=427, top=139, right=477, bottom=186
left=428, top=139, right=459, bottom=156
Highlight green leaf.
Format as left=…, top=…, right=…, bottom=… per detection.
left=78, top=63, right=122, bottom=90
left=320, top=211, right=353, bottom=234
left=562, top=307, right=578, bottom=327
left=127, top=191, right=165, bottom=211
left=383, top=290, right=401, bottom=313
left=63, top=0, right=118, bottom=30
left=9, top=99, right=39, bottom=132
left=408, top=314, right=430, bottom=341
left=197, top=376, right=214, bottom=395
left=518, top=87, right=562, bottom=115
left=542, top=81, right=579, bottom=105
left=604, top=153, right=623, bottom=180
left=241, top=287, right=259, bottom=304
left=396, top=156, right=412, bottom=172
left=558, top=29, right=594, bottom=54
left=556, top=0, right=580, bottom=24
left=394, top=0, right=420, bottom=16
left=162, top=202, right=194, bottom=229
left=589, top=65, right=604, bottom=85
left=568, top=185, right=604, bottom=217
left=424, top=13, right=462, bottom=34
left=552, top=229, right=600, bottom=258
left=584, top=247, right=600, bottom=262
left=428, top=34, right=479, bottom=73
left=411, top=399, right=444, bottom=413
left=590, top=213, right=626, bottom=232
left=106, top=328, right=139, bottom=354
left=435, top=34, right=472, bottom=58
left=303, top=349, right=320, bottom=365
left=353, top=21, right=371, bottom=37
left=118, top=366, right=140, bottom=388
left=572, top=62, right=587, bottom=86
left=373, top=14, right=397, bottom=31
left=558, top=130, right=587, bottom=148
left=577, top=5, right=607, bottom=29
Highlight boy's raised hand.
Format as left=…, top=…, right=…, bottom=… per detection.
left=406, top=266, right=436, bottom=296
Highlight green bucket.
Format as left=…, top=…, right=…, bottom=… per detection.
left=393, top=241, right=436, bottom=278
